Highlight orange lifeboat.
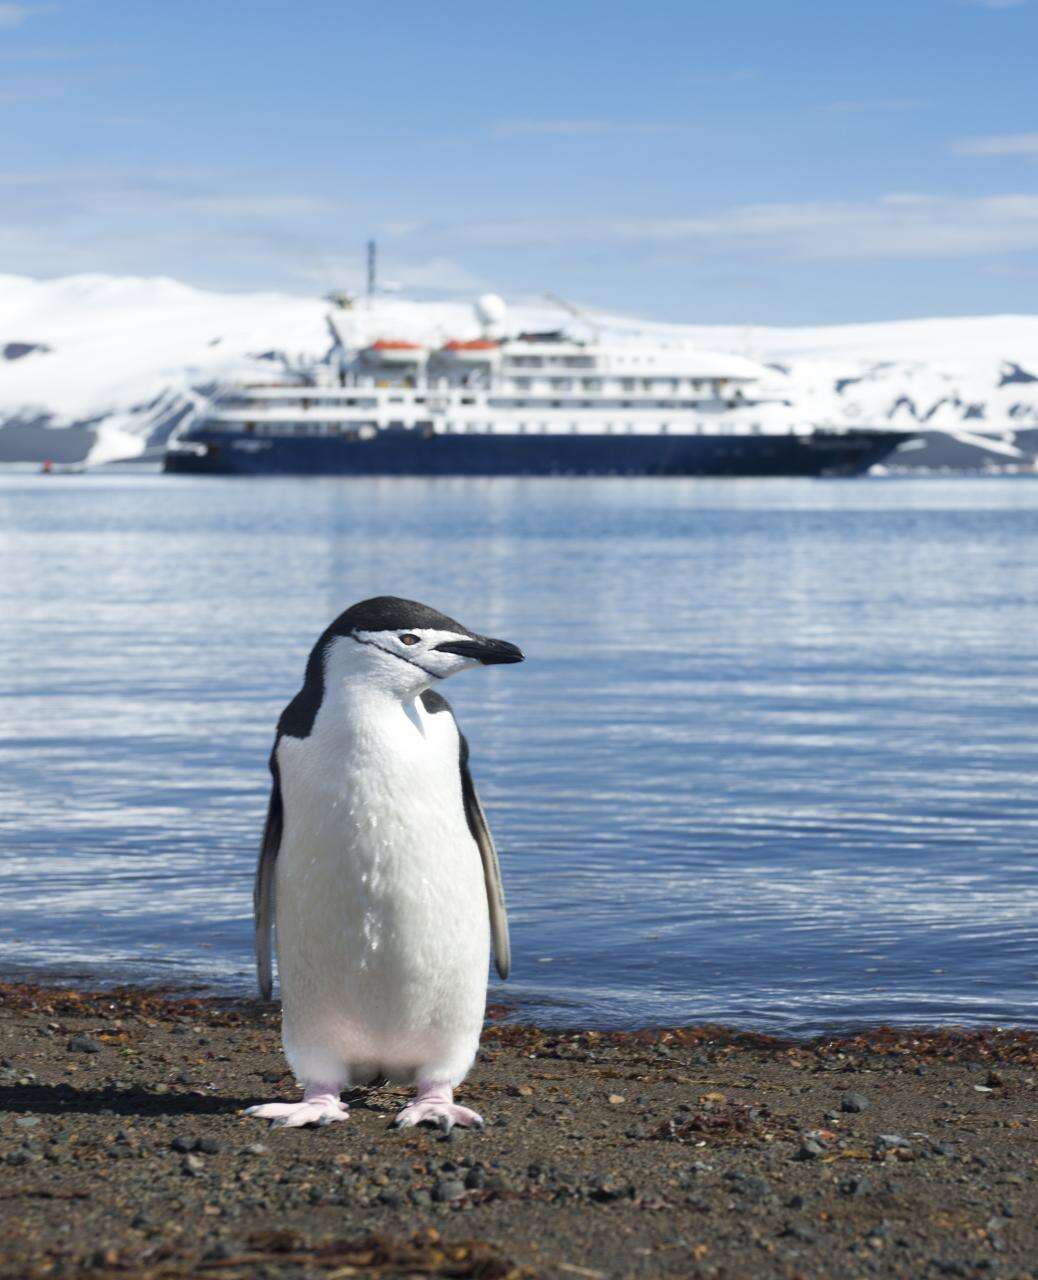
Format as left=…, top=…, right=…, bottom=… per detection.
left=365, top=338, right=426, bottom=364
left=441, top=338, right=500, bottom=360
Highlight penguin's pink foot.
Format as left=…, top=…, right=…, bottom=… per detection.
left=392, top=1083, right=483, bottom=1133
left=245, top=1087, right=348, bottom=1129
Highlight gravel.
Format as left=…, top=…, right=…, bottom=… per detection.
left=1, top=981, right=1037, bottom=1280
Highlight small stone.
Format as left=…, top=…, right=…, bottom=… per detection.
left=170, top=1135, right=197, bottom=1153
left=509, top=1085, right=534, bottom=1098
left=14, top=1116, right=40, bottom=1129
left=378, top=1189, right=402, bottom=1207
left=6, top=1150, right=34, bottom=1166
left=181, top=1154, right=205, bottom=1176
left=933, top=1141, right=956, bottom=1157
left=245, top=1143, right=268, bottom=1155
left=464, top=1166, right=486, bottom=1190
left=410, top=1188, right=432, bottom=1207
left=738, top=1176, right=770, bottom=1202
left=841, top=1092, right=869, bottom=1114
left=589, top=1176, right=625, bottom=1202
left=431, top=1179, right=465, bottom=1202
left=197, top=1137, right=221, bottom=1154
left=152, top=1083, right=170, bottom=1095
left=67, top=1035, right=101, bottom=1054
left=838, top=1175, right=871, bottom=1197
left=795, top=1138, right=825, bottom=1160
left=875, top=1134, right=909, bottom=1152
left=782, top=1223, right=817, bottom=1244
left=607, top=1094, right=625, bottom=1105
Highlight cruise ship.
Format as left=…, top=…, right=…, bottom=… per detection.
left=164, top=294, right=912, bottom=478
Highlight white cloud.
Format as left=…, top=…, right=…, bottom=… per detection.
left=299, top=254, right=485, bottom=295
left=0, top=43, right=80, bottom=59
left=827, top=99, right=924, bottom=113
left=952, top=132, right=1038, bottom=157
left=492, top=118, right=670, bottom=139
left=177, top=193, right=332, bottom=218
left=449, top=193, right=1038, bottom=261
left=0, top=171, right=332, bottom=222
left=0, top=3, right=56, bottom=29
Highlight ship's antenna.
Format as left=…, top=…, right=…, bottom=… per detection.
left=542, top=290, right=601, bottom=341
left=367, top=239, right=377, bottom=301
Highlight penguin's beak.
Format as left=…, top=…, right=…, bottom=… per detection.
left=433, top=636, right=525, bottom=665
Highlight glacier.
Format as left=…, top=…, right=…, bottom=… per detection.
left=1, top=273, right=1036, bottom=469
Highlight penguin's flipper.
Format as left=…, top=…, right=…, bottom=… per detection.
left=254, top=750, right=283, bottom=1001
left=459, top=732, right=511, bottom=981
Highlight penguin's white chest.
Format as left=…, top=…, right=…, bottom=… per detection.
left=273, top=692, right=490, bottom=1084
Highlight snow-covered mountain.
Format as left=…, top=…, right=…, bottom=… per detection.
left=2, top=273, right=1037, bottom=469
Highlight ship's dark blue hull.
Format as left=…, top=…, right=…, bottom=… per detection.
left=164, top=426, right=911, bottom=478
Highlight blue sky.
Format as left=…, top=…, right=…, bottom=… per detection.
left=2, top=0, right=1037, bottom=323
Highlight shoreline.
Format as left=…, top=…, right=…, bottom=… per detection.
left=2, top=969, right=1035, bottom=1042
left=1, top=982, right=1036, bottom=1279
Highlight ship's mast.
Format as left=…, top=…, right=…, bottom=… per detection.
left=367, top=239, right=377, bottom=301
left=543, top=290, right=601, bottom=341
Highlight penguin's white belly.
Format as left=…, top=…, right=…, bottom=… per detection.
left=274, top=702, right=489, bottom=1087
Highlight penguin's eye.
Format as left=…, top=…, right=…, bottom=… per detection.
left=399, top=633, right=420, bottom=646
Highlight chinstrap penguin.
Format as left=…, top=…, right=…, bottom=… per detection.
left=246, top=596, right=523, bottom=1131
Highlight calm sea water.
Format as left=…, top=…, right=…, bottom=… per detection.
left=0, top=470, right=1036, bottom=1034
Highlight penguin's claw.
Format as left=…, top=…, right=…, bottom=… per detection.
left=392, top=1100, right=484, bottom=1131
left=245, top=1099, right=349, bottom=1128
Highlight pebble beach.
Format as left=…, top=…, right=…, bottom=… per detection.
left=1, top=983, right=1036, bottom=1279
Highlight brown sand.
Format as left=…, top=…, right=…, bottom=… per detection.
left=1, top=983, right=1036, bottom=1279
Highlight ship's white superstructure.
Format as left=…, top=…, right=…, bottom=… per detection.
left=203, top=310, right=792, bottom=444
left=165, top=294, right=914, bottom=476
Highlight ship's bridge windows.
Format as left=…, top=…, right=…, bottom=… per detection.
left=582, top=379, right=601, bottom=391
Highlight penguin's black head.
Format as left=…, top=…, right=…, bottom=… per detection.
left=320, top=596, right=523, bottom=695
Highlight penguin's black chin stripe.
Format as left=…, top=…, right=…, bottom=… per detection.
left=349, top=634, right=444, bottom=680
